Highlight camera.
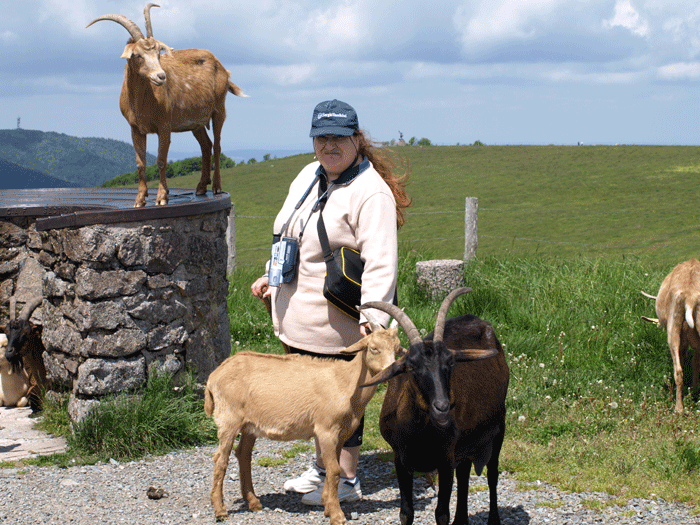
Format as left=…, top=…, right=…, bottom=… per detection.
left=268, top=235, right=299, bottom=287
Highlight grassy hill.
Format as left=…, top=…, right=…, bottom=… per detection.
left=139, top=144, right=700, bottom=270
left=0, top=129, right=156, bottom=188
left=0, top=158, right=79, bottom=190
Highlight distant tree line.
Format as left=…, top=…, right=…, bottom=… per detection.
left=101, top=153, right=274, bottom=187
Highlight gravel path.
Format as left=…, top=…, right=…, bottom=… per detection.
left=0, top=439, right=697, bottom=525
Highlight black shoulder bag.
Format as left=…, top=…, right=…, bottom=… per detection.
left=316, top=180, right=364, bottom=320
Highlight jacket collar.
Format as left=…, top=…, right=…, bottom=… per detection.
left=315, top=156, right=369, bottom=187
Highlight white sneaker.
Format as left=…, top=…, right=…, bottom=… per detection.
left=301, top=477, right=362, bottom=506
left=284, top=465, right=326, bottom=493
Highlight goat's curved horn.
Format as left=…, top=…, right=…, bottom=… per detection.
left=87, top=14, right=145, bottom=42
left=433, top=287, right=472, bottom=343
left=361, top=354, right=409, bottom=388
left=19, top=296, right=43, bottom=322
left=144, top=3, right=160, bottom=38
left=360, top=302, right=422, bottom=346
left=361, top=309, right=383, bottom=333
left=641, top=290, right=657, bottom=300
left=9, top=296, right=16, bottom=321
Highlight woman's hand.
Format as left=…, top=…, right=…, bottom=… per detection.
left=251, top=276, right=271, bottom=300
left=360, top=322, right=372, bottom=337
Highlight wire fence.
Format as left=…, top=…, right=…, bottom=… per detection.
left=229, top=203, right=682, bottom=269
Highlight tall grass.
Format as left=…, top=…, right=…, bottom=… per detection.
left=31, top=248, right=700, bottom=510
left=59, top=372, right=217, bottom=463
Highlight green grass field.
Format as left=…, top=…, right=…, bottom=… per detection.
left=44, top=145, right=700, bottom=514
left=153, top=145, right=700, bottom=268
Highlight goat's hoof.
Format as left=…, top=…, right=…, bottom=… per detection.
left=133, top=201, right=146, bottom=208
left=214, top=511, right=228, bottom=522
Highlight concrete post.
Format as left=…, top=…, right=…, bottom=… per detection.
left=464, top=197, right=478, bottom=261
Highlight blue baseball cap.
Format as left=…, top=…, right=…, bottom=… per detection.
left=309, top=99, right=359, bottom=137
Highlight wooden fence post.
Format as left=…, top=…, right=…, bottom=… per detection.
left=464, top=197, right=478, bottom=261
left=227, top=202, right=236, bottom=273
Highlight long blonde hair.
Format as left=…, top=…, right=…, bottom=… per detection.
left=355, top=130, right=412, bottom=228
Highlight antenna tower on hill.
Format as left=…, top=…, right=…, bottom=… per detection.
left=17, top=117, right=21, bottom=129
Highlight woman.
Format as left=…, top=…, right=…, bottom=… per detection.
left=251, top=99, right=410, bottom=505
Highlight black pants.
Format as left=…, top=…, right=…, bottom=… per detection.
left=287, top=346, right=365, bottom=447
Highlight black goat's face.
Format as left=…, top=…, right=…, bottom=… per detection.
left=409, top=341, right=455, bottom=428
left=5, top=319, right=31, bottom=363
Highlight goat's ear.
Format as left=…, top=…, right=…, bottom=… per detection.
left=158, top=42, right=174, bottom=57
left=361, top=354, right=408, bottom=387
left=339, top=338, right=366, bottom=356
left=451, top=347, right=499, bottom=362
left=121, top=44, right=136, bottom=59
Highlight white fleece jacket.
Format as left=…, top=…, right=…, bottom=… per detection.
left=269, top=158, right=398, bottom=354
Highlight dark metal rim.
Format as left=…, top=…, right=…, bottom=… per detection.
left=0, top=188, right=232, bottom=230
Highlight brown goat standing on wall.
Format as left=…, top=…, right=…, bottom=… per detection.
left=87, top=3, right=247, bottom=207
left=364, top=288, right=508, bottom=525
left=642, top=258, right=700, bottom=414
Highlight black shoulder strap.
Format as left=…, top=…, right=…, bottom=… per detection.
left=316, top=176, right=334, bottom=262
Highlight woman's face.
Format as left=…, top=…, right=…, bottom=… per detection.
left=313, top=134, right=359, bottom=180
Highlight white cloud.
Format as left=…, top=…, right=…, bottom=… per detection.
left=545, top=68, right=642, bottom=84
left=288, top=1, right=367, bottom=56
left=453, top=0, right=567, bottom=47
left=603, top=0, right=649, bottom=37
left=1, top=30, right=17, bottom=43
left=657, top=62, right=700, bottom=80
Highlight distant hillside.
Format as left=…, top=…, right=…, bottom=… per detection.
left=0, top=129, right=155, bottom=188
left=0, top=158, right=79, bottom=190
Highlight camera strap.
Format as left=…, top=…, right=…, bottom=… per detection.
left=275, top=173, right=325, bottom=241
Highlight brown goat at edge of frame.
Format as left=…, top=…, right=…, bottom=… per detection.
left=642, top=258, right=700, bottom=414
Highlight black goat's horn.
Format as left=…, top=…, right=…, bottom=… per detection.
left=19, top=296, right=43, bottom=322
left=360, top=354, right=409, bottom=387
left=361, top=302, right=422, bottom=346
left=433, top=287, right=472, bottom=342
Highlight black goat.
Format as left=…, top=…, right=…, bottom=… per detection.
left=4, top=296, right=47, bottom=411
left=362, top=288, right=509, bottom=525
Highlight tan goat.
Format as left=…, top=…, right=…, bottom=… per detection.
left=204, top=319, right=401, bottom=524
left=87, top=3, right=246, bottom=207
left=642, top=258, right=700, bottom=414
left=0, top=334, right=30, bottom=408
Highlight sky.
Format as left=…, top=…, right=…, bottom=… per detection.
left=2, top=0, right=700, bottom=156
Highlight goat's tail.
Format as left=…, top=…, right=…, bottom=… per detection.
left=228, top=81, right=248, bottom=97
left=204, top=383, right=215, bottom=417
left=685, top=293, right=700, bottom=330
left=670, top=290, right=700, bottom=330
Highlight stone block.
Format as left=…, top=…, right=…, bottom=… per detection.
left=416, top=259, right=466, bottom=301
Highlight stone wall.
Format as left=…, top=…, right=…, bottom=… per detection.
left=0, top=217, right=44, bottom=326
left=1, top=210, right=231, bottom=419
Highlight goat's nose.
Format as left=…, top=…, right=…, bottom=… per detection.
left=433, top=399, right=449, bottom=414
left=158, top=72, right=166, bottom=81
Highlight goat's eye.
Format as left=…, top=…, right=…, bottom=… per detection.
left=370, top=346, right=379, bottom=354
